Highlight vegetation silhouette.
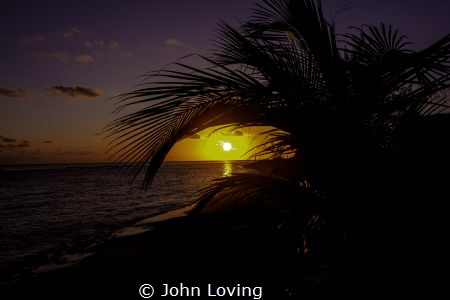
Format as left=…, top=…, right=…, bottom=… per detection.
left=107, top=0, right=449, bottom=297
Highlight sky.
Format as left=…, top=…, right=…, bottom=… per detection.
left=1, top=0, right=449, bottom=164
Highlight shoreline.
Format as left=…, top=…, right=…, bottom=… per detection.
left=1, top=197, right=444, bottom=299
left=113, top=203, right=196, bottom=238
left=0, top=203, right=196, bottom=287
left=1, top=211, right=306, bottom=299
left=1, top=161, right=239, bottom=287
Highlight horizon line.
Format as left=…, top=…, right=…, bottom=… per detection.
left=0, top=159, right=259, bottom=167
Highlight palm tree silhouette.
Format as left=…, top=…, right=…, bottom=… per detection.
left=107, top=0, right=449, bottom=296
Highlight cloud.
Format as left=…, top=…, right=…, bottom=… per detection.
left=34, top=52, right=96, bottom=64
left=0, top=135, right=32, bottom=162
left=164, top=38, right=195, bottom=51
left=86, top=39, right=132, bottom=59
left=0, top=88, right=27, bottom=98
left=0, top=135, right=30, bottom=151
left=33, top=51, right=71, bottom=63
left=188, top=133, right=201, bottom=139
left=46, top=86, right=101, bottom=99
left=75, top=54, right=94, bottom=64
left=164, top=38, right=184, bottom=47
left=0, top=137, right=99, bottom=162
left=0, top=135, right=16, bottom=143
left=18, top=140, right=30, bottom=148
left=22, top=34, right=47, bottom=44
left=63, top=27, right=83, bottom=40
left=221, top=130, right=244, bottom=137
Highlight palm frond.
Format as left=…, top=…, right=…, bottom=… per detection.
left=246, top=131, right=298, bottom=160
left=245, top=0, right=338, bottom=64
left=105, top=55, right=290, bottom=187
left=192, top=173, right=320, bottom=216
left=107, top=0, right=450, bottom=189
left=343, top=25, right=449, bottom=104
left=339, top=25, right=450, bottom=150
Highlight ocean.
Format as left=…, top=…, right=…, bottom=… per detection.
left=0, top=161, right=250, bottom=283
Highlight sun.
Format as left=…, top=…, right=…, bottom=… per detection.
left=222, top=142, right=232, bottom=152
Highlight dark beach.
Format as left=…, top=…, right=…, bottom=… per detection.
left=1, top=212, right=311, bottom=299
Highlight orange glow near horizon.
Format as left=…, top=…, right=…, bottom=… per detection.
left=0, top=125, right=276, bottom=164
left=165, top=126, right=269, bottom=161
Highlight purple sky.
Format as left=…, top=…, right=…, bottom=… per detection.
left=1, top=0, right=449, bottom=164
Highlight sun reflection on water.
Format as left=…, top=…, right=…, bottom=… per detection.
left=222, top=161, right=233, bottom=177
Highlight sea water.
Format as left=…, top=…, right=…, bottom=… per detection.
left=0, top=161, right=249, bottom=282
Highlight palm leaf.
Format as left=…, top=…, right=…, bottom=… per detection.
left=192, top=173, right=320, bottom=216
left=107, top=0, right=450, bottom=190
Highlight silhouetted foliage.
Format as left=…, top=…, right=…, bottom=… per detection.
left=107, top=0, right=449, bottom=297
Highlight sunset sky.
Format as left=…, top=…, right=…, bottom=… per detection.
left=1, top=0, right=449, bottom=164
